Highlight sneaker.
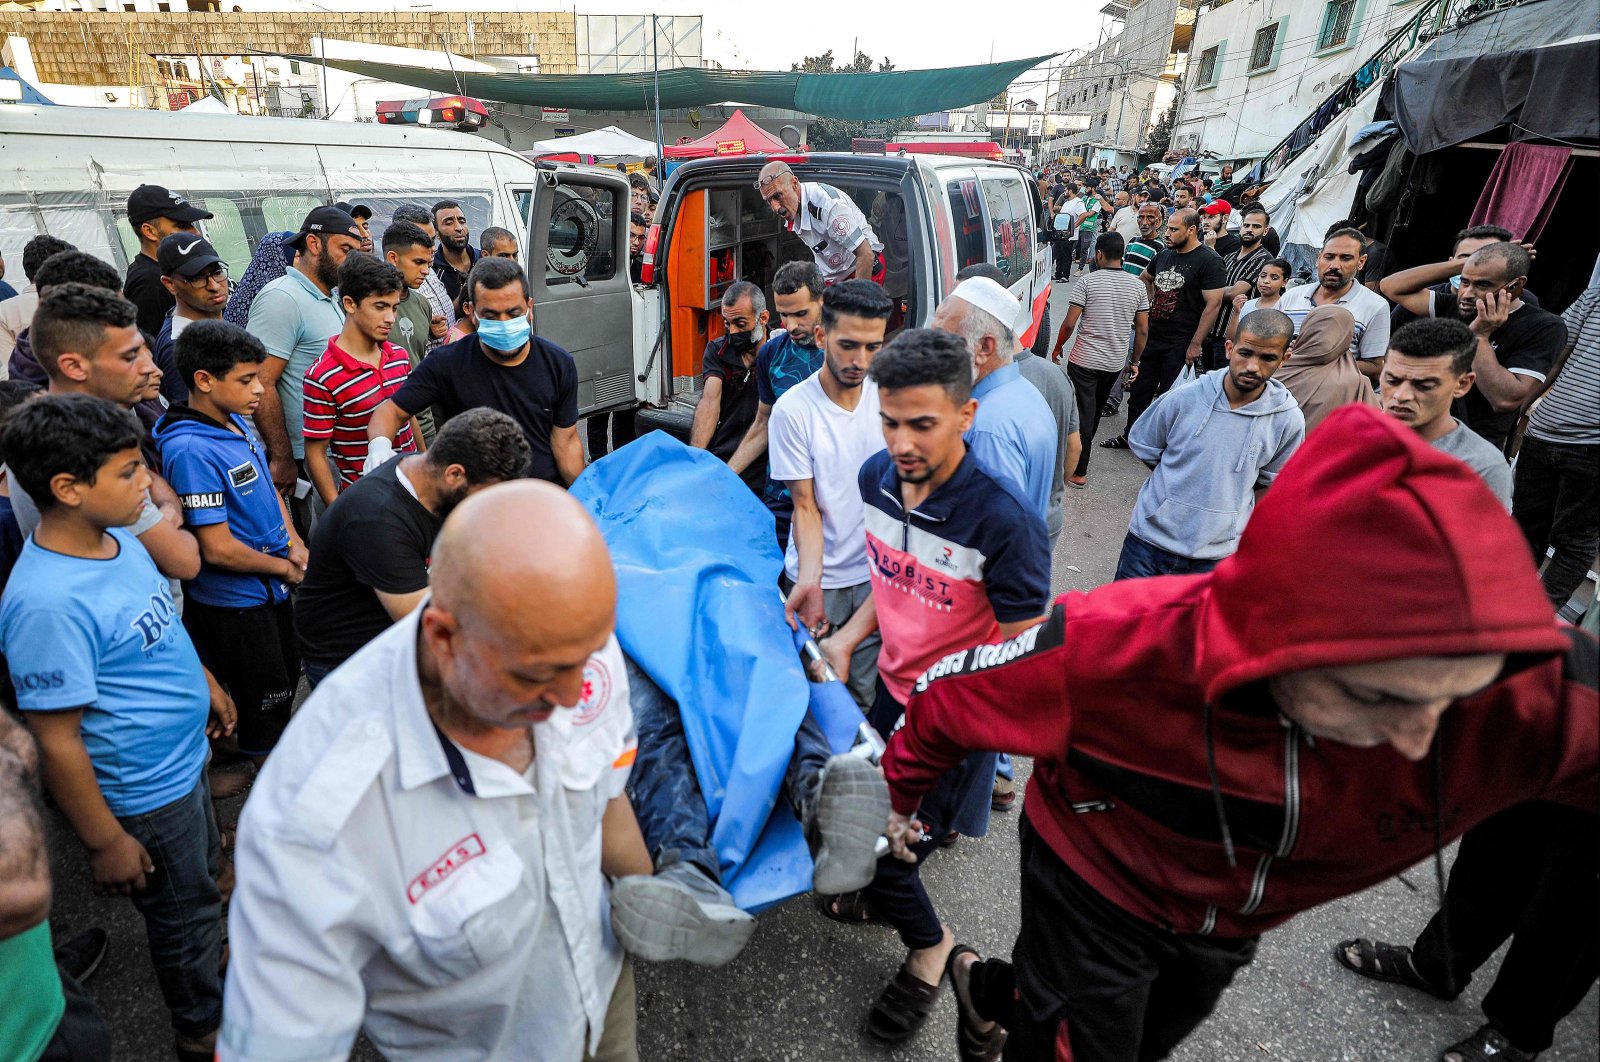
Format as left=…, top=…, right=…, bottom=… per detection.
left=992, top=776, right=1016, bottom=812
left=54, top=927, right=109, bottom=985
left=805, top=754, right=891, bottom=895
left=609, top=862, right=755, bottom=968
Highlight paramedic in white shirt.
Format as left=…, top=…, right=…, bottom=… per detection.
left=757, top=161, right=883, bottom=284
left=220, top=482, right=645, bottom=1062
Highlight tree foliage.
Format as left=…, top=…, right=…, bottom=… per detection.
left=1142, top=100, right=1176, bottom=162
left=790, top=50, right=912, bottom=152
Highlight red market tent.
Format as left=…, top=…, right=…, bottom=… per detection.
left=664, top=109, right=792, bottom=159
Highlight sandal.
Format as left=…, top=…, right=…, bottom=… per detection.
left=217, top=822, right=238, bottom=855
left=1441, top=1024, right=1538, bottom=1062
left=1334, top=938, right=1458, bottom=1001
left=948, top=945, right=1007, bottom=1062
left=865, top=964, right=942, bottom=1043
left=814, top=890, right=887, bottom=927
left=1099, top=434, right=1131, bottom=449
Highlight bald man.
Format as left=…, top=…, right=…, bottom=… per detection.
left=221, top=482, right=645, bottom=1062
left=757, top=161, right=883, bottom=285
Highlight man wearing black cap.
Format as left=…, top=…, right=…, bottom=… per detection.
left=335, top=202, right=375, bottom=254
left=244, top=205, right=362, bottom=496
left=124, top=184, right=213, bottom=337
left=151, top=234, right=229, bottom=406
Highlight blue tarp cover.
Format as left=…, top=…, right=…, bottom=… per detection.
left=571, top=433, right=863, bottom=910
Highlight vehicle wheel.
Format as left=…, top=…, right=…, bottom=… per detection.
left=1031, top=304, right=1051, bottom=358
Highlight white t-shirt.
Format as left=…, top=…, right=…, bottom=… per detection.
left=767, top=374, right=884, bottom=588
left=1110, top=206, right=1141, bottom=243
left=1054, top=198, right=1086, bottom=233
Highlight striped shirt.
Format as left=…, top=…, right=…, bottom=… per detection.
left=1210, top=245, right=1273, bottom=339
left=1122, top=237, right=1161, bottom=278
left=1528, top=285, right=1599, bottom=445
left=1067, top=269, right=1151, bottom=373
left=303, top=339, right=415, bottom=488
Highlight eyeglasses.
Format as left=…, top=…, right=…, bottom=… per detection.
left=187, top=267, right=229, bottom=287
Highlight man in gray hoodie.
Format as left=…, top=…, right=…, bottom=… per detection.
left=1115, top=307, right=1304, bottom=579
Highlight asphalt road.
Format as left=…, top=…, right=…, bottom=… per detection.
left=42, top=285, right=1597, bottom=1061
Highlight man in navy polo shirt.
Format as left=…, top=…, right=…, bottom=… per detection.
left=367, top=257, right=584, bottom=485
left=817, top=328, right=1050, bottom=1043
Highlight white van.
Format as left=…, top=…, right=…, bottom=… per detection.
left=637, top=151, right=1054, bottom=428
left=0, top=104, right=649, bottom=417
left=0, top=107, right=1051, bottom=428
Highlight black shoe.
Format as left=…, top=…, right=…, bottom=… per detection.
left=55, top=927, right=109, bottom=984
left=1101, top=402, right=1120, bottom=418
left=1100, top=433, right=1131, bottom=449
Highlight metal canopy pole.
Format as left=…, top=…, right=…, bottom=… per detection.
left=651, top=15, right=665, bottom=167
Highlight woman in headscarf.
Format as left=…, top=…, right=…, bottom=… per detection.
left=1275, top=304, right=1379, bottom=433
left=223, top=231, right=292, bottom=328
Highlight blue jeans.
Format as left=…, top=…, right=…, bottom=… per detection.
left=1114, top=533, right=1221, bottom=581
left=302, top=658, right=332, bottom=690
left=115, top=773, right=223, bottom=1038
left=625, top=655, right=833, bottom=883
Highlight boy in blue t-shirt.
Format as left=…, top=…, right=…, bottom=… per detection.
left=154, top=320, right=307, bottom=759
left=0, top=393, right=234, bottom=1058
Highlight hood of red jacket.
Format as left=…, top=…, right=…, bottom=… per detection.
left=1196, top=404, right=1568, bottom=704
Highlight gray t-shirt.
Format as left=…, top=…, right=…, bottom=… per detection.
left=1430, top=419, right=1512, bottom=509
left=1014, top=349, right=1080, bottom=543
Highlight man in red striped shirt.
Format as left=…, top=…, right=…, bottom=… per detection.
left=303, top=255, right=419, bottom=504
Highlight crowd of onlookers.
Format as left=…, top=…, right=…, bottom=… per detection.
left=0, top=155, right=1592, bottom=1062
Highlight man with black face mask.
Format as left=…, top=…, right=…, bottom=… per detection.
left=296, top=408, right=532, bottom=687
left=367, top=258, right=585, bottom=485
left=690, top=281, right=770, bottom=492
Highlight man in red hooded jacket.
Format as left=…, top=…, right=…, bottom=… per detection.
left=875, top=404, right=1597, bottom=1061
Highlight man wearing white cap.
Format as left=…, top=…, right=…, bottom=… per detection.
left=931, top=276, right=1059, bottom=528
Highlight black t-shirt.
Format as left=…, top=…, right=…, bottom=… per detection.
left=1432, top=292, right=1568, bottom=450
left=392, top=333, right=579, bottom=483
left=1213, top=233, right=1242, bottom=259
left=1144, top=244, right=1228, bottom=347
left=294, top=456, right=440, bottom=668
left=700, top=335, right=765, bottom=490
left=123, top=254, right=174, bottom=338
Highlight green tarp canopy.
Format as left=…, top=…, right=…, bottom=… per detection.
left=284, top=53, right=1056, bottom=121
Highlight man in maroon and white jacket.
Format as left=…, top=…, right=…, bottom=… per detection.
left=877, top=404, right=1598, bottom=1061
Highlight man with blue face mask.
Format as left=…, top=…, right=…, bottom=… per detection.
left=367, top=258, right=584, bottom=485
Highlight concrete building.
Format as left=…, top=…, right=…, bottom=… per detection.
left=1044, top=0, right=1195, bottom=168
left=1171, top=0, right=1421, bottom=167
left=1, top=6, right=702, bottom=115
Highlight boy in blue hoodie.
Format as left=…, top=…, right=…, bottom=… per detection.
left=1116, top=307, right=1304, bottom=579
left=154, top=321, right=308, bottom=759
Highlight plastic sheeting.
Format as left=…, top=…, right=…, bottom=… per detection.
left=287, top=53, right=1055, bottom=122
left=1259, top=89, right=1380, bottom=281
left=571, top=433, right=865, bottom=911
left=1387, top=0, right=1599, bottom=155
